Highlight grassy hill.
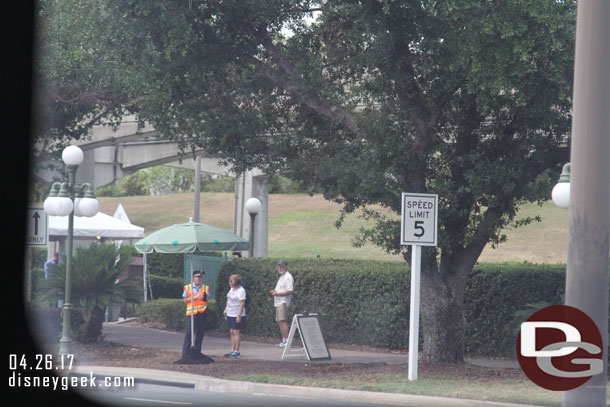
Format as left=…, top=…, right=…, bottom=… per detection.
left=96, top=192, right=568, bottom=264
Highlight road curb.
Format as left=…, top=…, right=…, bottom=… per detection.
left=74, top=365, right=541, bottom=407
left=73, top=365, right=201, bottom=387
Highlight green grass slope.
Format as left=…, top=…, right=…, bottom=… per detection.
left=95, top=193, right=567, bottom=264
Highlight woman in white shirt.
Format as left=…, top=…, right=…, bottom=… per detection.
left=223, top=274, right=246, bottom=357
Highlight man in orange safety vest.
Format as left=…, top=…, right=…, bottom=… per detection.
left=182, top=270, right=210, bottom=356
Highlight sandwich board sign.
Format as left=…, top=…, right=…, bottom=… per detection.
left=401, top=193, right=438, bottom=381
left=27, top=207, right=48, bottom=247
left=282, top=313, right=331, bottom=361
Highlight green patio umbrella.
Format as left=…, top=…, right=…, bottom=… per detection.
left=134, top=220, right=249, bottom=254
left=134, top=219, right=248, bottom=363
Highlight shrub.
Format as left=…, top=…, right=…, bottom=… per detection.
left=148, top=275, right=183, bottom=299
left=464, top=263, right=565, bottom=356
left=216, top=258, right=409, bottom=348
left=146, top=253, right=184, bottom=279
left=138, top=299, right=185, bottom=330
left=30, top=267, right=47, bottom=299
left=206, top=300, right=219, bottom=330
left=28, top=248, right=52, bottom=301
left=137, top=299, right=218, bottom=331
left=216, top=258, right=569, bottom=356
left=40, top=243, right=142, bottom=344
left=32, top=247, right=48, bottom=268
left=26, top=306, right=85, bottom=345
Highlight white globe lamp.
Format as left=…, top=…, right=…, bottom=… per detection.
left=551, top=163, right=571, bottom=209
left=53, top=196, right=74, bottom=216
left=551, top=182, right=570, bottom=209
left=73, top=197, right=83, bottom=216
left=43, top=196, right=58, bottom=216
left=62, top=145, right=84, bottom=166
left=245, top=197, right=262, bottom=215
left=78, top=197, right=99, bottom=217
left=245, top=197, right=262, bottom=257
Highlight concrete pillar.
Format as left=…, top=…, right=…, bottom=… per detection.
left=233, top=169, right=269, bottom=258
left=193, top=155, right=201, bottom=222
left=233, top=172, right=242, bottom=235
left=563, top=1, right=610, bottom=405
left=75, top=147, right=124, bottom=189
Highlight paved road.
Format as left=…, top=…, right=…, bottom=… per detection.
left=80, top=382, right=406, bottom=407
left=70, top=365, right=529, bottom=407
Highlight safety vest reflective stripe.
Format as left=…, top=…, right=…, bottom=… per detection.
left=185, top=284, right=210, bottom=316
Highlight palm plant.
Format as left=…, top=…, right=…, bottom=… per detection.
left=40, top=243, right=142, bottom=343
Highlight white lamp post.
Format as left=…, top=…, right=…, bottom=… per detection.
left=551, top=163, right=570, bottom=209
left=245, top=197, right=262, bottom=257
left=43, top=145, right=99, bottom=355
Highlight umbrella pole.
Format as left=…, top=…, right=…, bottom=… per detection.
left=190, top=253, right=194, bottom=348
left=143, top=253, right=147, bottom=303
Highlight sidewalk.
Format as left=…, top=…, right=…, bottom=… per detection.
left=102, top=322, right=409, bottom=364
left=101, top=321, right=519, bottom=368
left=70, top=321, right=529, bottom=407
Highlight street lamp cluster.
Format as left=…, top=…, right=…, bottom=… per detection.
left=44, top=146, right=99, bottom=217
left=44, top=182, right=99, bottom=217
left=43, top=145, right=99, bottom=355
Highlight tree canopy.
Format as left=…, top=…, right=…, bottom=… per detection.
left=34, top=0, right=576, bottom=361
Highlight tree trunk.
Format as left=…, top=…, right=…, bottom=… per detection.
left=418, top=245, right=484, bottom=363
left=420, top=269, right=466, bottom=362
left=81, top=305, right=105, bottom=344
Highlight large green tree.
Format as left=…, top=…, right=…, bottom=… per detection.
left=35, top=0, right=575, bottom=361
left=33, top=0, right=129, bottom=151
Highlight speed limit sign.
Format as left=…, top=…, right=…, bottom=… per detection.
left=401, top=193, right=438, bottom=246
left=401, top=192, right=438, bottom=381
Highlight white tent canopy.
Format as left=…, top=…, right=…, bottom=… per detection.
left=49, top=211, right=145, bottom=239
left=113, top=203, right=131, bottom=224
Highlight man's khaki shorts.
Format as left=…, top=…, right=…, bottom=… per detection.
left=275, top=303, right=289, bottom=322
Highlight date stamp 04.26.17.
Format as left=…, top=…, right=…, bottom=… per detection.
left=8, top=354, right=135, bottom=391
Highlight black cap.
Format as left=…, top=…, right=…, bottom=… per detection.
left=193, top=270, right=204, bottom=277
left=278, top=260, right=288, bottom=267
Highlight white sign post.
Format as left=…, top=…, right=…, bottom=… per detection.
left=401, top=193, right=438, bottom=381
left=27, top=207, right=48, bottom=247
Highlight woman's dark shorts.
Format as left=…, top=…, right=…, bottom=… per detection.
left=227, top=316, right=246, bottom=330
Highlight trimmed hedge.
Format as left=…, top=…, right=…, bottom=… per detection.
left=137, top=299, right=218, bottom=331
left=146, top=253, right=184, bottom=279
left=216, top=258, right=572, bottom=356
left=215, top=258, right=410, bottom=349
left=146, top=251, right=224, bottom=281
left=464, top=263, right=565, bottom=356
left=148, top=275, right=184, bottom=299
